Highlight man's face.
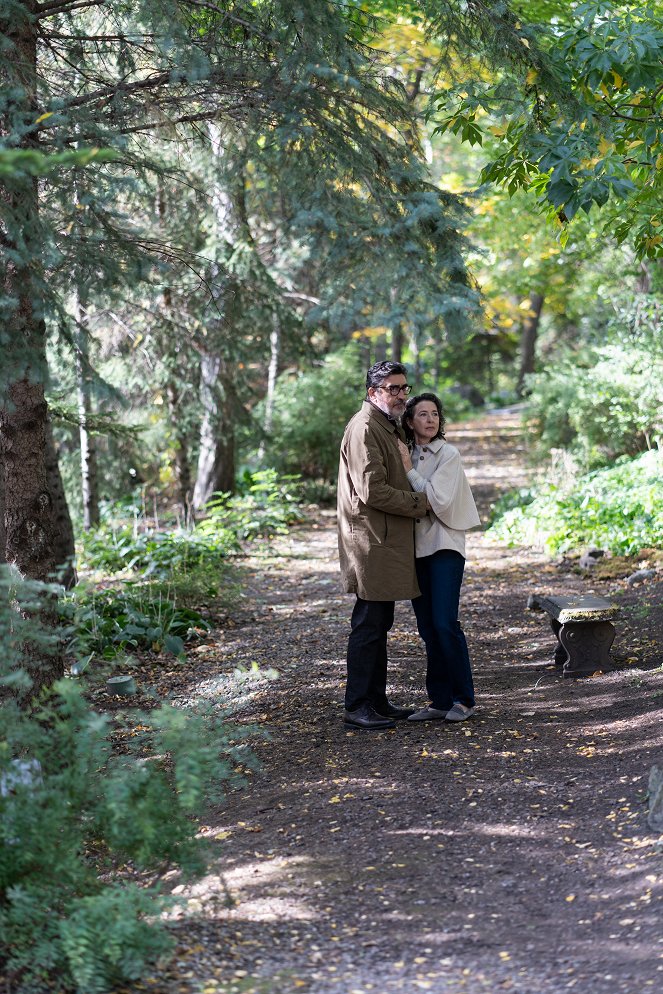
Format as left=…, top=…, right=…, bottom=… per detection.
left=367, top=373, right=410, bottom=418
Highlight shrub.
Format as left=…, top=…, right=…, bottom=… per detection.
left=251, top=343, right=365, bottom=481
left=200, top=468, right=305, bottom=541
left=60, top=584, right=211, bottom=661
left=0, top=568, right=254, bottom=994
left=80, top=470, right=305, bottom=581
left=524, top=342, right=663, bottom=469
left=79, top=525, right=238, bottom=577
left=489, top=450, right=663, bottom=555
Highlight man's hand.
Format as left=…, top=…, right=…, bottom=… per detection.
left=397, top=438, right=412, bottom=472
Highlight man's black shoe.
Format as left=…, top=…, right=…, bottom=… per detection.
left=373, top=703, right=417, bottom=720
left=343, top=704, right=396, bottom=730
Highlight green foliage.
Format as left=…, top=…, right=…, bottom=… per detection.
left=57, top=886, right=171, bottom=994
left=200, top=469, right=305, bottom=539
left=0, top=147, right=116, bottom=179
left=251, top=345, right=365, bottom=482
left=524, top=340, right=663, bottom=468
left=79, top=524, right=238, bottom=578
left=0, top=568, right=253, bottom=993
left=81, top=470, right=304, bottom=581
left=0, top=569, right=62, bottom=695
left=489, top=449, right=663, bottom=554
left=428, top=0, right=663, bottom=256
left=69, top=468, right=302, bottom=665
left=61, top=586, right=210, bottom=661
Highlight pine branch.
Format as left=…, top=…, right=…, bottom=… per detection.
left=36, top=0, right=106, bottom=19
left=177, top=0, right=270, bottom=39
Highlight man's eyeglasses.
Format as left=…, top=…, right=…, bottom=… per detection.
left=379, top=384, right=412, bottom=396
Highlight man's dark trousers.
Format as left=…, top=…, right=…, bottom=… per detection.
left=345, top=597, right=395, bottom=712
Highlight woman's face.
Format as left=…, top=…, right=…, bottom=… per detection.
left=408, top=400, right=439, bottom=444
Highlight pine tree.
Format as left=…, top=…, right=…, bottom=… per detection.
left=1, top=1, right=475, bottom=609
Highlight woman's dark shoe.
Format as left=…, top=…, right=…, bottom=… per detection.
left=343, top=704, right=396, bottom=730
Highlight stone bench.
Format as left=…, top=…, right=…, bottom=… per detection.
left=528, top=593, right=618, bottom=678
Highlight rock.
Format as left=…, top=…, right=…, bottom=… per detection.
left=648, top=763, right=663, bottom=833
left=106, top=675, right=137, bottom=696
left=579, top=548, right=605, bottom=569
left=626, top=569, right=657, bottom=587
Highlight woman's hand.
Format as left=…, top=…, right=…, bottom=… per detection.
left=397, top=438, right=412, bottom=472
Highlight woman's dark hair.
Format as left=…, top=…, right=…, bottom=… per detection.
left=403, top=392, right=446, bottom=443
left=365, top=360, right=408, bottom=392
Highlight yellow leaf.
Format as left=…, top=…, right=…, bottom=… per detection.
left=353, top=325, right=390, bottom=340
left=329, top=795, right=341, bottom=803
left=627, top=140, right=644, bottom=149
left=35, top=111, right=54, bottom=125
left=526, top=68, right=538, bottom=85
left=598, top=136, right=613, bottom=155
left=566, top=894, right=576, bottom=902
left=499, top=951, right=511, bottom=960
left=613, top=71, right=624, bottom=88
left=520, top=37, right=530, bottom=48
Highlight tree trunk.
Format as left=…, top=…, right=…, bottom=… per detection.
left=0, top=458, right=5, bottom=566
left=391, top=323, right=403, bottom=364
left=192, top=353, right=235, bottom=509
left=0, top=4, right=64, bottom=692
left=45, top=420, right=77, bottom=589
left=410, top=330, right=422, bottom=385
left=257, top=312, right=281, bottom=462
left=166, top=374, right=193, bottom=520
left=516, top=292, right=544, bottom=397
left=157, top=185, right=192, bottom=521
left=74, top=289, right=100, bottom=530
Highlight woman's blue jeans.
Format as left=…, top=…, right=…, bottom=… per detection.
left=412, top=549, right=475, bottom=711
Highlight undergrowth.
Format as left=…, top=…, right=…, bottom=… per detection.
left=60, top=585, right=211, bottom=662
left=488, top=449, right=662, bottom=555
left=0, top=569, right=257, bottom=994
left=69, top=469, right=303, bottom=664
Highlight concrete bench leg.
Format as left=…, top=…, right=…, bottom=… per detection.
left=551, top=619, right=615, bottom=677
left=550, top=619, right=567, bottom=667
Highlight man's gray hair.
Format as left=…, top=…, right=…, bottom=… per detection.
left=365, top=361, right=408, bottom=392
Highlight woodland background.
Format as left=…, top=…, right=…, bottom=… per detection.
left=1, top=2, right=662, bottom=992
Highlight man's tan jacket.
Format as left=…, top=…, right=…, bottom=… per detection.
left=337, top=401, right=428, bottom=601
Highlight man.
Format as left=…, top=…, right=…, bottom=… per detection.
left=337, top=361, right=429, bottom=730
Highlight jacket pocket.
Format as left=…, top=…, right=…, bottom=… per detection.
left=352, top=510, right=387, bottom=546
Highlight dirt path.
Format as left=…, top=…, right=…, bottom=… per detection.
left=146, top=413, right=663, bottom=994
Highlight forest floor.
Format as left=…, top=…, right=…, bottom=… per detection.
left=127, top=411, right=663, bottom=994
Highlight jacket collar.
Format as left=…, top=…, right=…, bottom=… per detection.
left=413, top=436, right=445, bottom=453
left=363, top=399, right=399, bottom=429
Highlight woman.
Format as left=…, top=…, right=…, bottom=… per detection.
left=397, top=393, right=480, bottom=722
